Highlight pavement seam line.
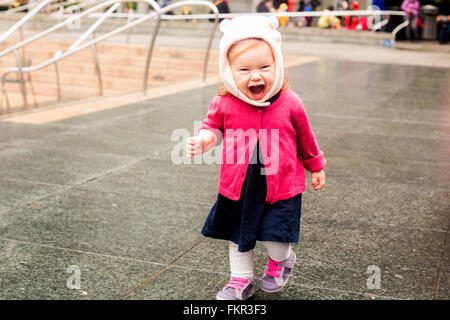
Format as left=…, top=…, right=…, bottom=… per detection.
left=0, top=236, right=167, bottom=267
left=121, top=237, right=207, bottom=300
left=71, top=185, right=214, bottom=207
left=0, top=177, right=65, bottom=187
left=433, top=220, right=450, bottom=300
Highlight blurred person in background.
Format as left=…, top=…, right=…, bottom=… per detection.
left=292, top=0, right=308, bottom=27
left=209, top=0, right=230, bottom=22
left=286, top=0, right=298, bottom=27
left=257, top=0, right=275, bottom=12
left=274, top=0, right=288, bottom=10
left=287, top=0, right=296, bottom=12
left=371, top=0, right=385, bottom=11
left=344, top=1, right=369, bottom=30
left=333, top=0, right=348, bottom=26
left=401, top=0, right=420, bottom=41
left=334, top=0, right=348, bottom=11
left=437, top=0, right=450, bottom=44
left=302, top=0, right=320, bottom=26
left=318, top=5, right=341, bottom=28
left=277, top=3, right=290, bottom=26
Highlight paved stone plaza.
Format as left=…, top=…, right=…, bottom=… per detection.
left=0, top=42, right=449, bottom=300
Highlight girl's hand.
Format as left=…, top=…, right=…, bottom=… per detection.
left=311, top=169, right=326, bottom=191
left=186, top=136, right=203, bottom=158
left=186, top=130, right=217, bottom=158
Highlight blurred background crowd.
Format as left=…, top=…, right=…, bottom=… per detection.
left=1, top=0, right=449, bottom=43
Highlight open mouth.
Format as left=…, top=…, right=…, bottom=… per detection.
left=248, top=84, right=266, bottom=100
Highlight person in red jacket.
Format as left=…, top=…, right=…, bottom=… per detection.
left=186, top=16, right=326, bottom=300
left=344, top=1, right=369, bottom=30
left=287, top=0, right=296, bottom=12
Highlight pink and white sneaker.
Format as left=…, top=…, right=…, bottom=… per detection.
left=260, top=250, right=296, bottom=293
left=216, top=277, right=256, bottom=300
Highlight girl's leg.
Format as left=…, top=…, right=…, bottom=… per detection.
left=229, top=241, right=254, bottom=279
left=260, top=241, right=291, bottom=262
left=260, top=241, right=296, bottom=293
left=216, top=242, right=256, bottom=300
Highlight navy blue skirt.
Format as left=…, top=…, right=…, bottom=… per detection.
left=201, top=142, right=302, bottom=253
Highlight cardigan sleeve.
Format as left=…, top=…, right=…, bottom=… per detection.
left=198, top=96, right=224, bottom=146
left=291, top=96, right=327, bottom=172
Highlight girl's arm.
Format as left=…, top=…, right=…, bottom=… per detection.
left=186, top=97, right=224, bottom=158
left=292, top=99, right=327, bottom=190
left=293, top=106, right=326, bottom=173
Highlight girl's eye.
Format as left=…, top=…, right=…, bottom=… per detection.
left=261, top=65, right=270, bottom=69
left=240, top=68, right=249, bottom=72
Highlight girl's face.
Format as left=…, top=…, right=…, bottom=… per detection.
left=228, top=39, right=275, bottom=101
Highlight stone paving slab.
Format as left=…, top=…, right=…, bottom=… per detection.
left=78, top=158, right=219, bottom=206
left=0, top=59, right=448, bottom=300
left=0, top=143, right=137, bottom=186
left=301, top=176, right=449, bottom=232
left=0, top=188, right=208, bottom=265
left=325, top=154, right=449, bottom=194
left=0, top=179, right=63, bottom=215
left=0, top=238, right=161, bottom=300
left=328, top=133, right=447, bottom=169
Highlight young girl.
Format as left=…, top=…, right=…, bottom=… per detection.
left=186, top=15, right=326, bottom=300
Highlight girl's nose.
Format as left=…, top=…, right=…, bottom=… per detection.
left=250, top=70, right=262, bottom=81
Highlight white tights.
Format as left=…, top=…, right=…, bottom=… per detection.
left=228, top=241, right=291, bottom=279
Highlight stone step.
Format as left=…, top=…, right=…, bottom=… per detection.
left=1, top=91, right=57, bottom=110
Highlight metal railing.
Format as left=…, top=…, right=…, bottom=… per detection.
left=0, top=1, right=98, bottom=89
left=1, top=1, right=37, bottom=15
left=0, top=0, right=219, bottom=111
left=0, top=0, right=141, bottom=109
left=0, top=0, right=56, bottom=45
left=88, top=8, right=408, bottom=45
left=0, top=0, right=90, bottom=35
left=0, top=0, right=83, bottom=15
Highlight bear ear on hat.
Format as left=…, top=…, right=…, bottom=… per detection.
left=220, top=18, right=232, bottom=33
left=267, top=16, right=279, bottom=30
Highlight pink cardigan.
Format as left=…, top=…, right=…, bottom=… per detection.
left=199, top=88, right=326, bottom=204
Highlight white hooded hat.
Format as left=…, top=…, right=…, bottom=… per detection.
left=218, top=15, right=284, bottom=107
